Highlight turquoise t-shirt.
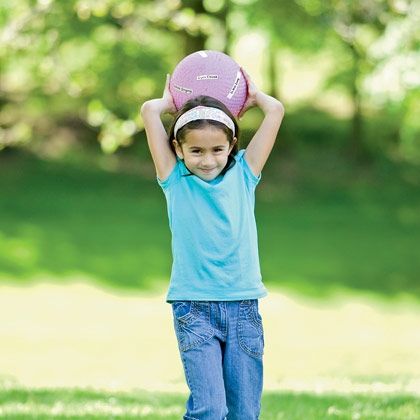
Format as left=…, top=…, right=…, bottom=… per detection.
left=157, top=149, right=267, bottom=302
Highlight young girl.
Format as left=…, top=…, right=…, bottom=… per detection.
left=141, top=69, right=284, bottom=419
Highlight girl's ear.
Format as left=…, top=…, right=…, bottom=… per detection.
left=229, top=137, right=238, bottom=153
left=172, top=139, right=184, bottom=160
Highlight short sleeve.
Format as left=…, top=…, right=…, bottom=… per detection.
left=157, top=160, right=181, bottom=191
left=235, top=149, right=262, bottom=188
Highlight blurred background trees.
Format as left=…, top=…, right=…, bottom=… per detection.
left=1, top=0, right=418, bottom=162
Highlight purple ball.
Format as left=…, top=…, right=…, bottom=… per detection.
left=169, top=50, right=248, bottom=117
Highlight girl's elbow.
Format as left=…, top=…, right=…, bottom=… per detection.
left=140, top=101, right=151, bottom=115
left=275, top=100, right=285, bottom=117
left=141, top=99, right=165, bottom=116
left=264, top=99, right=285, bottom=118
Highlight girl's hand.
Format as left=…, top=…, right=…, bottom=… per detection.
left=238, top=68, right=259, bottom=119
left=238, top=68, right=284, bottom=118
left=162, top=74, right=177, bottom=115
left=142, top=74, right=177, bottom=116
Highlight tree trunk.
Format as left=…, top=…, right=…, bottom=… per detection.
left=184, top=33, right=206, bottom=55
left=182, top=0, right=206, bottom=55
left=217, top=2, right=230, bottom=54
left=348, top=42, right=367, bottom=160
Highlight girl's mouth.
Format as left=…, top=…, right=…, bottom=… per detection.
left=200, top=168, right=216, bottom=172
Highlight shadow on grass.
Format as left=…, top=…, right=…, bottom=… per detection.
left=1, top=151, right=419, bottom=300
left=0, top=386, right=419, bottom=419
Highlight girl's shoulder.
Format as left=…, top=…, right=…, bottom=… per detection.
left=234, top=149, right=262, bottom=187
left=233, top=149, right=246, bottom=162
left=157, top=157, right=187, bottom=190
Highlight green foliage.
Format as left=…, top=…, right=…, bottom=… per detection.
left=239, top=0, right=419, bottom=161
left=0, top=0, right=179, bottom=153
left=0, top=0, right=418, bottom=162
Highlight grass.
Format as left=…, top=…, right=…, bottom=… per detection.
left=1, top=149, right=420, bottom=419
left=0, top=386, right=419, bottom=419
left=0, top=148, right=419, bottom=298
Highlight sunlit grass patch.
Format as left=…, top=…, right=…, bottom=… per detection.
left=0, top=387, right=184, bottom=419
left=1, top=283, right=419, bottom=403
left=262, top=391, right=420, bottom=420
left=0, top=387, right=419, bottom=419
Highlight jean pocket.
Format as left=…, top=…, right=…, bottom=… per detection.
left=172, top=301, right=195, bottom=325
left=238, top=300, right=264, bottom=359
left=172, top=301, right=214, bottom=352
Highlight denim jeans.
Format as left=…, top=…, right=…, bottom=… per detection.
left=171, top=299, right=264, bottom=420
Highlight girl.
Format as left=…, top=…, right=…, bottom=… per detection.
left=141, top=69, right=284, bottom=419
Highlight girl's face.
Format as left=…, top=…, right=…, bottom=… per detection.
left=173, top=126, right=237, bottom=181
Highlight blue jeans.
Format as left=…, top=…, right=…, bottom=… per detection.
left=171, top=299, right=264, bottom=420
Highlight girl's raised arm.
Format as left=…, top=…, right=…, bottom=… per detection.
left=239, top=69, right=285, bottom=177
left=140, top=74, right=177, bottom=181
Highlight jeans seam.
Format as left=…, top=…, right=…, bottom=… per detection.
left=237, top=302, right=264, bottom=359
left=238, top=322, right=264, bottom=359
left=181, top=349, right=195, bottom=414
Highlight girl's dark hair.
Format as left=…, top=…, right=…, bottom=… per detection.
left=168, top=95, right=240, bottom=157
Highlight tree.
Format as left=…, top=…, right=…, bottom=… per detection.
left=239, top=0, right=417, bottom=160
left=0, top=0, right=233, bottom=155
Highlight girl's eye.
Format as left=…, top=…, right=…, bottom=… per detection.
left=214, top=148, right=223, bottom=153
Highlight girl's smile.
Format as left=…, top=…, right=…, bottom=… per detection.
left=173, top=126, right=237, bottom=181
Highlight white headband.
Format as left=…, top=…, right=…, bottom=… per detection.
left=174, top=106, right=235, bottom=137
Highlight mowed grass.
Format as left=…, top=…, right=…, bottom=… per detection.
left=1, top=151, right=420, bottom=419
left=0, top=386, right=419, bottom=419
left=0, top=150, right=419, bottom=298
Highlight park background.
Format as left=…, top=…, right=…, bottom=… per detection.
left=1, top=0, right=419, bottom=418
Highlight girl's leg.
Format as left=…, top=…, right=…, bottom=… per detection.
left=172, top=301, right=228, bottom=420
left=223, top=300, right=264, bottom=420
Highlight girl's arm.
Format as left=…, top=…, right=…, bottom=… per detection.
left=239, top=69, right=285, bottom=177
left=140, top=74, right=177, bottom=181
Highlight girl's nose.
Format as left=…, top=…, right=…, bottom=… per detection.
left=202, top=154, right=214, bottom=166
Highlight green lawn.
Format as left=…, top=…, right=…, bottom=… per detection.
left=1, top=151, right=420, bottom=419
left=1, top=150, right=419, bottom=298
left=0, top=386, right=419, bottom=419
